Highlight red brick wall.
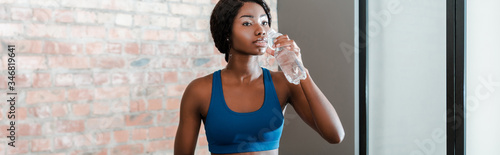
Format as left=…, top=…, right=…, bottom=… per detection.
left=0, top=0, right=277, bottom=154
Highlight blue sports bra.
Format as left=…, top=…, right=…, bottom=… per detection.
left=203, top=67, right=285, bottom=154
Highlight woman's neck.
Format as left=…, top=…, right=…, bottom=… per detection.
left=223, top=53, right=263, bottom=84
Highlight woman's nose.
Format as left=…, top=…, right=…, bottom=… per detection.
left=256, top=27, right=267, bottom=36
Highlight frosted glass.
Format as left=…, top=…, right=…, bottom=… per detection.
left=466, top=0, right=500, bottom=154
left=367, top=0, right=447, bottom=154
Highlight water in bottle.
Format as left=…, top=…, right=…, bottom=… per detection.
left=267, top=29, right=307, bottom=85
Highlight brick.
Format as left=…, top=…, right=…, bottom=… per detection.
left=55, top=120, right=85, bottom=133
left=150, top=15, right=167, bottom=27
left=26, top=24, right=66, bottom=38
left=114, top=130, right=129, bottom=143
left=95, top=132, right=111, bottom=145
left=165, top=125, right=178, bottom=138
left=91, top=57, right=125, bottom=69
left=111, top=73, right=129, bottom=85
left=28, top=105, right=51, bottom=118
left=7, top=140, right=29, bottom=154
left=86, top=116, right=124, bottom=130
left=148, top=126, right=164, bottom=139
left=129, top=72, right=145, bottom=84
left=146, top=140, right=174, bottom=152
left=60, top=0, right=102, bottom=9
left=182, top=18, right=196, bottom=29
left=196, top=19, right=210, bottom=30
left=17, top=107, right=27, bottom=120
left=197, top=135, right=209, bottom=146
left=93, top=101, right=129, bottom=115
left=54, top=136, right=73, bottom=149
left=92, top=102, right=110, bottom=115
left=32, top=138, right=51, bottom=152
left=26, top=89, right=65, bottom=104
left=72, top=26, right=106, bottom=38
left=95, top=86, right=129, bottom=100
left=171, top=4, right=200, bottom=16
left=14, top=56, right=47, bottom=70
left=124, top=43, right=139, bottom=54
left=2, top=40, right=43, bottom=53
left=44, top=41, right=83, bottom=54
left=196, top=147, right=210, bottom=155
left=18, top=124, right=42, bottom=136
left=142, top=30, right=175, bottom=41
left=97, top=12, right=115, bottom=24
left=106, top=42, right=122, bottom=53
left=179, top=71, right=197, bottom=83
left=76, top=10, right=97, bottom=23
left=0, top=6, right=7, bottom=19
left=70, top=149, right=107, bottom=155
left=148, top=98, right=163, bottom=110
left=178, top=31, right=206, bottom=42
left=86, top=42, right=105, bottom=54
left=132, top=128, right=147, bottom=140
left=55, top=73, right=73, bottom=87
left=115, top=13, right=132, bottom=26
left=68, top=88, right=93, bottom=101
left=54, top=10, right=74, bottom=23
left=48, top=56, right=89, bottom=69
left=30, top=0, right=61, bottom=7
left=157, top=111, right=180, bottom=124
left=130, top=99, right=146, bottom=112
left=93, top=73, right=110, bottom=85
left=199, top=123, right=205, bottom=134
left=71, top=134, right=92, bottom=147
left=166, top=98, right=181, bottom=110
left=136, top=2, right=168, bottom=14
left=52, top=104, right=67, bottom=117
left=111, top=72, right=129, bottom=85
left=109, top=28, right=135, bottom=39
left=147, top=72, right=162, bottom=84
left=103, top=0, right=133, bottom=11
left=73, top=73, right=93, bottom=86
left=131, top=85, right=165, bottom=98
left=167, top=17, right=181, bottom=28
left=162, top=57, right=190, bottom=69
left=72, top=103, right=90, bottom=116
left=125, top=113, right=153, bottom=126
left=16, top=74, right=31, bottom=87
left=112, top=144, right=144, bottom=155
left=134, top=15, right=150, bottom=26
left=164, top=72, right=178, bottom=83
left=11, top=7, right=32, bottom=20
left=167, top=84, right=188, bottom=97
left=87, top=26, right=107, bottom=38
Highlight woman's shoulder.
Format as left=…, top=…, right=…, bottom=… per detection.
left=185, top=72, right=214, bottom=94
left=268, top=69, right=291, bottom=88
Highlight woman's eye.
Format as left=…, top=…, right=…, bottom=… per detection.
left=243, top=22, right=251, bottom=26
left=262, top=21, right=269, bottom=26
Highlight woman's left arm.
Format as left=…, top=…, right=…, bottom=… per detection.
left=295, top=70, right=345, bottom=144
left=271, top=34, right=345, bottom=144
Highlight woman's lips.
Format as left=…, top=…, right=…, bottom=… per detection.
left=254, top=40, right=267, bottom=47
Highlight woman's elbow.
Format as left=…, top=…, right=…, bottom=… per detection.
left=325, top=130, right=345, bottom=144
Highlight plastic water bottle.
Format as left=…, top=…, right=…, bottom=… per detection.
left=267, top=29, right=307, bottom=85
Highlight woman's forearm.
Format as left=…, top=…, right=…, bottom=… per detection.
left=299, top=70, right=345, bottom=143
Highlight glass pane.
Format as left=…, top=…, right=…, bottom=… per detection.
left=466, top=0, right=500, bottom=154
left=367, top=1, right=446, bottom=154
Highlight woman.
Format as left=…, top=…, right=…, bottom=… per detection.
left=174, top=0, right=345, bottom=154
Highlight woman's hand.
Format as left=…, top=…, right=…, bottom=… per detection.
left=266, top=34, right=302, bottom=61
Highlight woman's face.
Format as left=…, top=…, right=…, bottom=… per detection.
left=230, top=2, right=270, bottom=56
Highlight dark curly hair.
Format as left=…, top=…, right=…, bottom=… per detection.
left=210, top=0, right=272, bottom=62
